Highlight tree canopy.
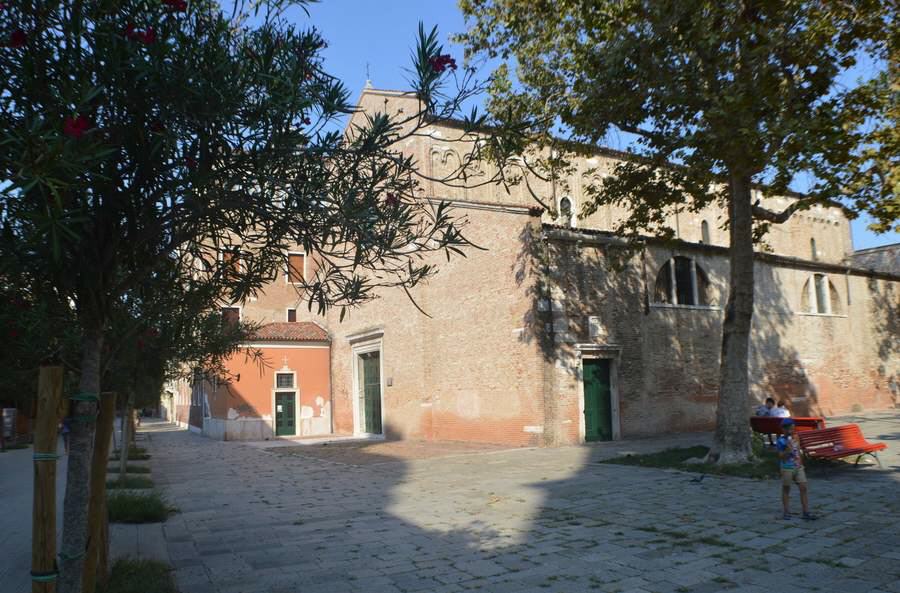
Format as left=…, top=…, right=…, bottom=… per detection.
left=2, top=1, right=486, bottom=589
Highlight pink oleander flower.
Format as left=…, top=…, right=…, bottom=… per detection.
left=8, top=29, right=27, bottom=48
left=428, top=54, right=457, bottom=73
left=63, top=115, right=91, bottom=138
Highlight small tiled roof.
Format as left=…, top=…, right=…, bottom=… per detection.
left=250, top=322, right=329, bottom=343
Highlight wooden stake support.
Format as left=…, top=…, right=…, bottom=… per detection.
left=82, top=392, right=116, bottom=593
left=32, top=366, right=63, bottom=593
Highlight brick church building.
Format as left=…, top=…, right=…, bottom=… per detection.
left=165, top=87, right=900, bottom=446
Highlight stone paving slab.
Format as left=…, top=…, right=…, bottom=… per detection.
left=137, top=413, right=900, bottom=593
left=110, top=523, right=171, bottom=563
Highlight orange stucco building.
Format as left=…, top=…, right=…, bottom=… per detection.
left=176, top=322, right=332, bottom=441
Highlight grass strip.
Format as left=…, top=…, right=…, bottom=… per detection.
left=106, top=465, right=151, bottom=474
left=107, top=476, right=154, bottom=489
left=100, top=558, right=177, bottom=593
left=109, top=446, right=151, bottom=461
left=107, top=491, right=171, bottom=523
left=601, top=445, right=779, bottom=479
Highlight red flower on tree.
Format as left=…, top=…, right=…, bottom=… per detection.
left=428, top=54, right=457, bottom=73
left=125, top=24, right=156, bottom=45
left=163, top=0, right=188, bottom=11
left=385, top=193, right=400, bottom=208
left=7, top=29, right=27, bottom=48
left=63, top=115, right=91, bottom=138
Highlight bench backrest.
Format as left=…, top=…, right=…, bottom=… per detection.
left=750, top=416, right=825, bottom=433
left=798, top=424, right=870, bottom=450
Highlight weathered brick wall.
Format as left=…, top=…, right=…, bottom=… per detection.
left=324, top=204, right=548, bottom=446
left=851, top=244, right=900, bottom=276
left=547, top=234, right=899, bottom=441
left=211, top=88, right=896, bottom=446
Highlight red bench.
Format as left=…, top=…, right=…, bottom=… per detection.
left=798, top=424, right=887, bottom=467
left=750, top=416, right=826, bottom=435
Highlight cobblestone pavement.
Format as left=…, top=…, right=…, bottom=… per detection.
left=143, top=414, right=900, bottom=593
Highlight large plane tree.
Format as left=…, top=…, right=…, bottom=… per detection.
left=461, top=0, right=897, bottom=463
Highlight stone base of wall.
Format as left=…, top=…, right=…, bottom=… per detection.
left=202, top=417, right=333, bottom=441
left=203, top=417, right=273, bottom=441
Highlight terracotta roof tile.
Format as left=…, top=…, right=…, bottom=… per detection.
left=250, top=322, right=329, bottom=343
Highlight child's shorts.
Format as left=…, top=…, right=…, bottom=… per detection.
left=781, top=467, right=807, bottom=485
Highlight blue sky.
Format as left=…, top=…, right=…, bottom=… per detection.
left=298, top=0, right=897, bottom=251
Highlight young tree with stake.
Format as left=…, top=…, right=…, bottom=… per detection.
left=2, top=1, right=494, bottom=589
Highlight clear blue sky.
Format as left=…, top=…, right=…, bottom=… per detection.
left=298, top=0, right=897, bottom=251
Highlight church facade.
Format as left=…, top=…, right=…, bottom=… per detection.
left=169, top=88, right=899, bottom=445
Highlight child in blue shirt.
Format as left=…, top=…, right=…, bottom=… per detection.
left=776, top=418, right=816, bottom=520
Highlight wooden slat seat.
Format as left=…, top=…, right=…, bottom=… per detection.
left=750, top=416, right=826, bottom=435
left=798, top=424, right=887, bottom=467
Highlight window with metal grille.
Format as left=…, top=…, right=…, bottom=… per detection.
left=276, top=373, right=294, bottom=389
left=287, top=308, right=297, bottom=322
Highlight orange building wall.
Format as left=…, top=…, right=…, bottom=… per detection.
left=204, top=344, right=331, bottom=440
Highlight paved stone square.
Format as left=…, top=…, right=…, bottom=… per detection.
left=143, top=415, right=900, bottom=593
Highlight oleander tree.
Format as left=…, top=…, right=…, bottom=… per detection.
left=0, top=1, right=492, bottom=590
left=460, top=0, right=897, bottom=463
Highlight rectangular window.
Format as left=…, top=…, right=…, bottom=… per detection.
left=221, top=249, right=241, bottom=281
left=276, top=373, right=294, bottom=389
left=287, top=309, right=297, bottom=322
left=287, top=253, right=304, bottom=283
left=221, top=307, right=240, bottom=325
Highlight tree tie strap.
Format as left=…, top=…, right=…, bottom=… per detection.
left=69, top=392, right=100, bottom=402
left=33, top=452, right=60, bottom=461
left=30, top=571, right=58, bottom=582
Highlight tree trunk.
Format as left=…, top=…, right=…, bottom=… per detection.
left=709, top=173, right=755, bottom=464
left=59, top=331, right=103, bottom=593
left=118, top=394, right=133, bottom=481
left=82, top=392, right=116, bottom=593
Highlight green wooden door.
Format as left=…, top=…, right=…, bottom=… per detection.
left=275, top=392, right=296, bottom=436
left=361, top=352, right=382, bottom=434
left=583, top=359, right=612, bottom=442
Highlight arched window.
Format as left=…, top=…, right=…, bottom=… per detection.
left=701, top=220, right=711, bottom=244
left=810, top=238, right=818, bottom=261
left=558, top=196, right=573, bottom=226
left=800, top=274, right=841, bottom=314
left=653, top=256, right=710, bottom=306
